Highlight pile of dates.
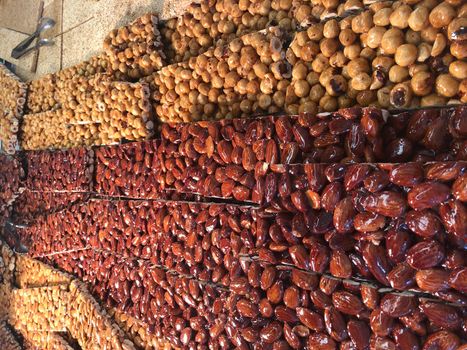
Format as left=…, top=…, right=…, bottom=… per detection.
left=16, top=105, right=467, bottom=350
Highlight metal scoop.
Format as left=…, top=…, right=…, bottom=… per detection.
left=11, top=17, right=55, bottom=59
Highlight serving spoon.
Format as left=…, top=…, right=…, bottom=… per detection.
left=11, top=17, right=55, bottom=59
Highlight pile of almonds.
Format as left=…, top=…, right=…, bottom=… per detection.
left=0, top=65, right=27, bottom=154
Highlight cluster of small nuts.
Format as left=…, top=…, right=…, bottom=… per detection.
left=157, top=106, right=467, bottom=200
left=22, top=80, right=153, bottom=149
left=26, top=74, right=59, bottom=114
left=285, top=0, right=467, bottom=113
left=24, top=147, right=94, bottom=192
left=160, top=0, right=299, bottom=64
left=26, top=55, right=112, bottom=116
left=104, top=13, right=166, bottom=80
left=0, top=242, right=15, bottom=320
left=12, top=190, right=89, bottom=225
left=21, top=110, right=82, bottom=150
left=292, top=0, right=368, bottom=24
left=149, top=27, right=291, bottom=122
left=56, top=54, right=111, bottom=81
left=0, top=65, right=27, bottom=154
left=0, top=322, right=22, bottom=350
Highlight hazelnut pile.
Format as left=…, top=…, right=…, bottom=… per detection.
left=21, top=80, right=153, bottom=150
left=285, top=0, right=467, bottom=113
left=160, top=0, right=298, bottom=64
left=26, top=55, right=112, bottom=115
left=292, top=0, right=368, bottom=24
left=26, top=74, right=59, bottom=114
left=104, top=13, right=166, bottom=80
left=148, top=27, right=291, bottom=123
left=0, top=65, right=27, bottom=154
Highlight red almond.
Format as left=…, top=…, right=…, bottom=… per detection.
left=448, top=268, right=467, bottom=293
left=387, top=263, right=416, bottom=290
left=333, top=196, right=356, bottom=233
left=260, top=321, right=283, bottom=344
left=423, top=331, right=460, bottom=350
left=324, top=307, right=348, bottom=342
left=452, top=173, right=467, bottom=201
left=236, top=298, right=259, bottom=318
left=329, top=250, right=352, bottom=279
left=370, top=308, right=394, bottom=337
left=347, top=320, right=370, bottom=350
left=405, top=209, right=442, bottom=237
left=362, top=191, right=407, bottom=218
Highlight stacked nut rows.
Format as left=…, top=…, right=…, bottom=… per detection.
left=0, top=65, right=27, bottom=154
left=21, top=78, right=153, bottom=150
left=103, top=13, right=166, bottom=80
left=147, top=27, right=292, bottom=122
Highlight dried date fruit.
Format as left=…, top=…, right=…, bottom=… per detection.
left=419, top=302, right=461, bottom=330
left=380, top=293, right=416, bottom=317
left=332, top=291, right=364, bottom=316
left=415, top=269, right=450, bottom=293
left=388, top=263, right=416, bottom=290
left=406, top=240, right=445, bottom=270
left=405, top=210, right=443, bottom=238
left=347, top=320, right=370, bottom=350
left=389, top=163, right=423, bottom=187
left=297, top=308, right=325, bottom=331
left=407, top=182, right=451, bottom=210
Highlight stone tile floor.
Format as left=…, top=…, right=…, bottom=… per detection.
left=0, top=0, right=189, bottom=81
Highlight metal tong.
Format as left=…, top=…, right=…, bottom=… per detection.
left=11, top=17, right=55, bottom=59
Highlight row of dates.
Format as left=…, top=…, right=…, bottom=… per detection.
left=41, top=247, right=466, bottom=350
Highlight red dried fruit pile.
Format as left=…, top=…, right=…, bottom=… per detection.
left=155, top=106, right=466, bottom=203
left=25, top=147, right=94, bottom=191
left=12, top=106, right=467, bottom=349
